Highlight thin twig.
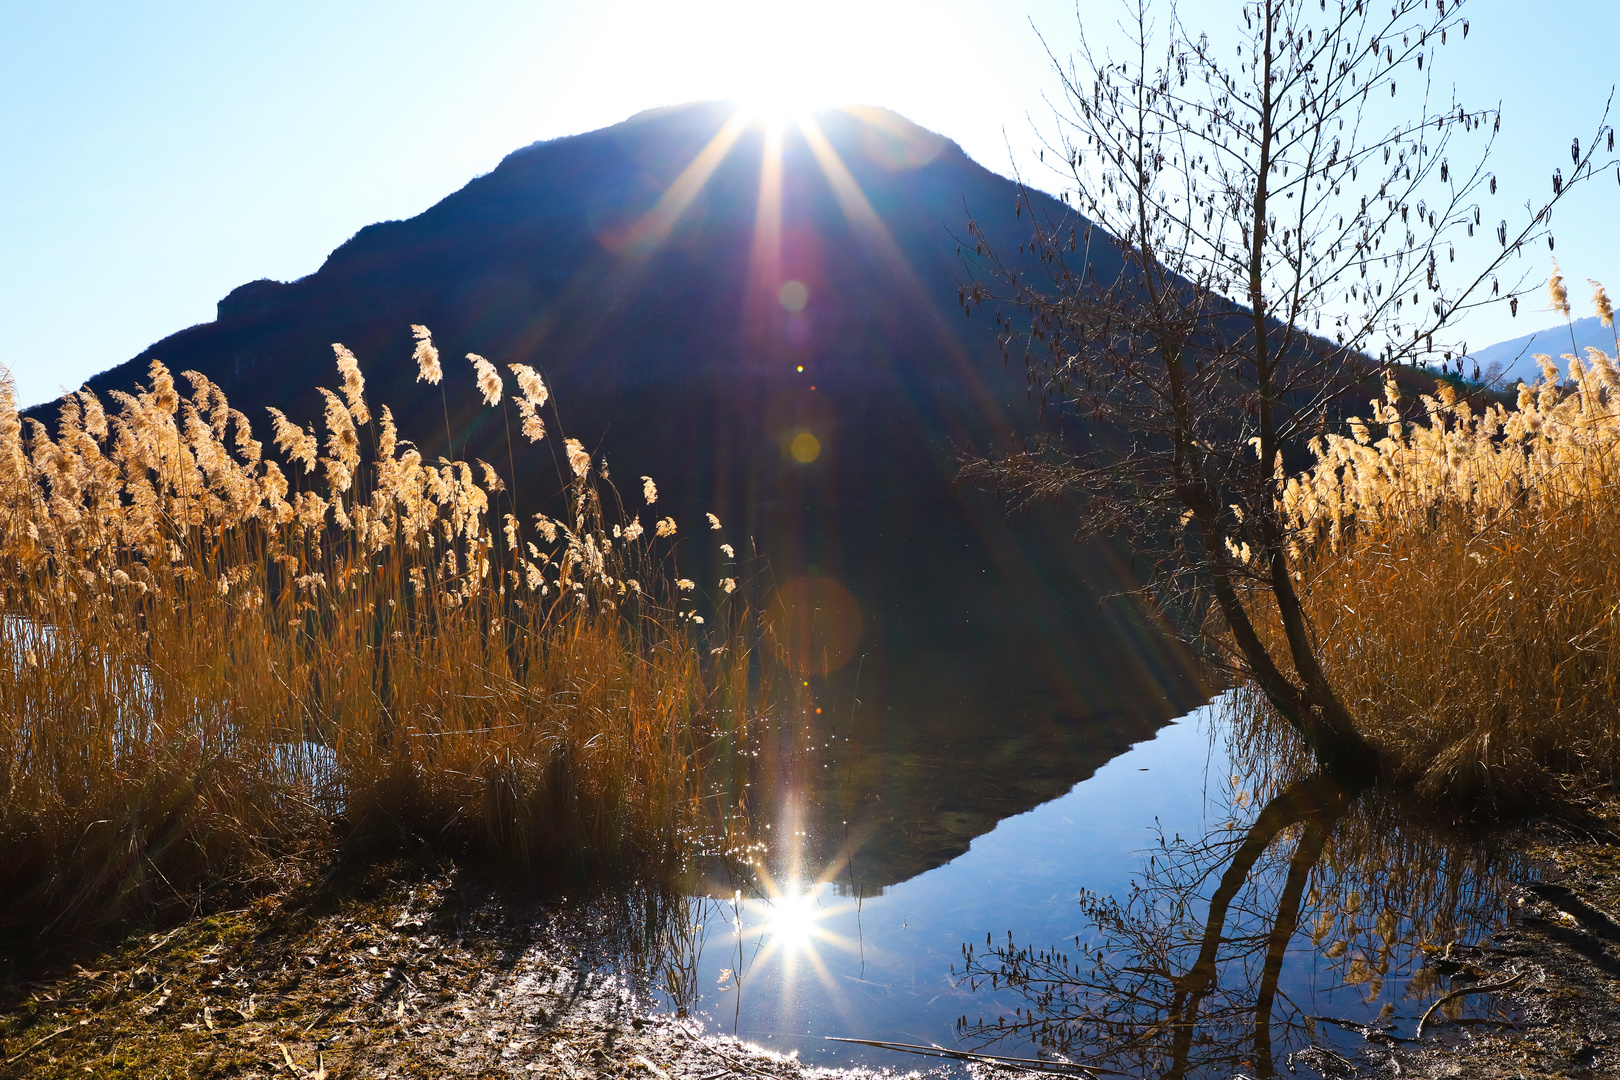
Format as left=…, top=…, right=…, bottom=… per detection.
left=1309, top=1015, right=1415, bottom=1043
left=690, top=1038, right=785, bottom=1080
left=825, top=1036, right=1132, bottom=1076
left=1416, top=971, right=1526, bottom=1040
left=3, top=1019, right=86, bottom=1068
left=130, top=977, right=171, bottom=1007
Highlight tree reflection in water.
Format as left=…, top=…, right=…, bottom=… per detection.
left=954, top=717, right=1529, bottom=1078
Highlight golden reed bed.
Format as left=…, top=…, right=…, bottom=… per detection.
left=0, top=327, right=762, bottom=936
left=1256, top=275, right=1620, bottom=808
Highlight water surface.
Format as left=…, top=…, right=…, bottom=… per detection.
left=660, top=697, right=1528, bottom=1077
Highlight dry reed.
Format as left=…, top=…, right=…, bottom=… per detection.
left=1266, top=282, right=1620, bottom=808
left=0, top=331, right=762, bottom=936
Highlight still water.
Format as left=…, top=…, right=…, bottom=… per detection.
left=655, top=695, right=1529, bottom=1077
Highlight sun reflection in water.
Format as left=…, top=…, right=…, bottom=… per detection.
left=720, top=874, right=863, bottom=1029
left=759, top=887, right=825, bottom=952
left=706, top=802, right=870, bottom=1028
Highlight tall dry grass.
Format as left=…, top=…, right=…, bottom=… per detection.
left=1271, top=281, right=1620, bottom=808
left=0, top=330, right=763, bottom=936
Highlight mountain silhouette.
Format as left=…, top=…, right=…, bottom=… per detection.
left=54, top=102, right=1210, bottom=887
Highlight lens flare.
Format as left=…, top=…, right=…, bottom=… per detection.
left=779, top=279, right=810, bottom=312
left=766, top=575, right=862, bottom=674
left=788, top=430, right=820, bottom=463
left=599, top=112, right=749, bottom=255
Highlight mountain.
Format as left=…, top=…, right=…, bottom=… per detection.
left=1469, top=315, right=1619, bottom=386
left=49, top=102, right=1210, bottom=888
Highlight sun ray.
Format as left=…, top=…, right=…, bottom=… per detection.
left=496, top=108, right=748, bottom=362
left=609, top=110, right=751, bottom=256
left=793, top=111, right=1151, bottom=702
left=746, top=119, right=786, bottom=324
left=795, top=114, right=914, bottom=284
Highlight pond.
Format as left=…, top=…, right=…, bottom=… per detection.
left=652, top=682, right=1532, bottom=1077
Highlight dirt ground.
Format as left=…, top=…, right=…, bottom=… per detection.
left=6, top=809, right=1620, bottom=1080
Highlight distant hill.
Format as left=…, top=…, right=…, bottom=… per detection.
left=1468, top=315, right=1619, bottom=387
left=38, top=102, right=1209, bottom=888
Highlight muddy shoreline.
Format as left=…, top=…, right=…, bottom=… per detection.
left=5, top=807, right=1620, bottom=1080
left=0, top=855, right=928, bottom=1080
left=1336, top=804, right=1620, bottom=1079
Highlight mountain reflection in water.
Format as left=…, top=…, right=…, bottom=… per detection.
left=659, top=697, right=1530, bottom=1076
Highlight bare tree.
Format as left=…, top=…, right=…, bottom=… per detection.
left=960, top=0, right=1614, bottom=777
left=953, top=770, right=1523, bottom=1077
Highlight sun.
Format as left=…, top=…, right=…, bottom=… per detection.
left=735, top=83, right=825, bottom=126
left=719, top=3, right=842, bottom=124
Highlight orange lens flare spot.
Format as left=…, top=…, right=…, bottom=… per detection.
left=767, top=576, right=863, bottom=675
left=788, top=430, right=821, bottom=464
left=779, top=279, right=810, bottom=312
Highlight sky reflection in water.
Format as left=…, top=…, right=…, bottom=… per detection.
left=662, top=702, right=1525, bottom=1076
left=677, top=714, right=1216, bottom=1059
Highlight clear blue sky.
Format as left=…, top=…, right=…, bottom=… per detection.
left=2, top=0, right=1615, bottom=407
